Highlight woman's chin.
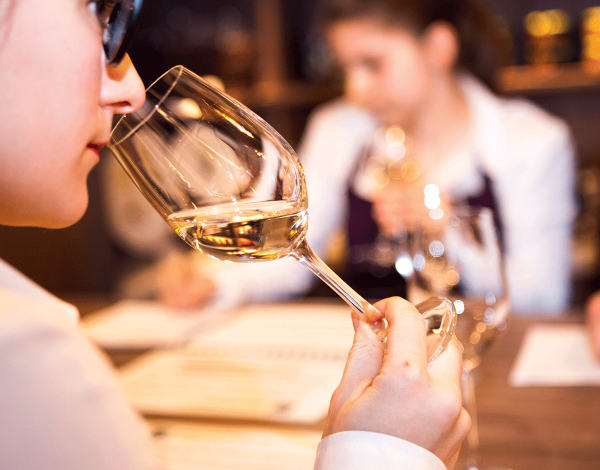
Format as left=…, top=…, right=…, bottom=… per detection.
left=0, top=187, right=89, bottom=228
left=52, top=209, right=88, bottom=229
left=39, top=195, right=89, bottom=229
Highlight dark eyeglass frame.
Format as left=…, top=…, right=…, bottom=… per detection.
left=97, top=0, right=144, bottom=66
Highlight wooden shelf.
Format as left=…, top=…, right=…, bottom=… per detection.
left=497, top=62, right=600, bottom=95
left=226, top=80, right=341, bottom=109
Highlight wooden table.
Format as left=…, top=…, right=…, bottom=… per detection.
left=72, top=297, right=600, bottom=469
left=467, top=314, right=600, bottom=470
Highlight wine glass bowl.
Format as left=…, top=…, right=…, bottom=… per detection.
left=110, top=67, right=306, bottom=231
left=409, top=207, right=509, bottom=370
left=109, top=65, right=456, bottom=362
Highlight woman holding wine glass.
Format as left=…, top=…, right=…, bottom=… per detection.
left=0, top=0, right=468, bottom=468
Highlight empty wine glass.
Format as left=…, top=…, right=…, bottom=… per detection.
left=108, top=65, right=456, bottom=361
left=408, top=206, right=510, bottom=468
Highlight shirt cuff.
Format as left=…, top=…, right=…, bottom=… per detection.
left=314, top=431, right=445, bottom=470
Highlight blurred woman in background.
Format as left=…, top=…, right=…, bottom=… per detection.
left=297, top=0, right=577, bottom=314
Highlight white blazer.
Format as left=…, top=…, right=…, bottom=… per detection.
left=0, top=259, right=161, bottom=469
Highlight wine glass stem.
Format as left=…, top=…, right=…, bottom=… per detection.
left=291, top=239, right=373, bottom=319
left=461, top=368, right=480, bottom=469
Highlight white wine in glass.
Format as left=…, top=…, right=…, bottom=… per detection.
left=109, top=65, right=456, bottom=361
left=166, top=201, right=307, bottom=262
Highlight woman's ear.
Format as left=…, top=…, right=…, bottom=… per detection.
left=422, top=21, right=459, bottom=72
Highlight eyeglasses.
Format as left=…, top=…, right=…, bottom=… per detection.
left=96, top=0, right=144, bottom=66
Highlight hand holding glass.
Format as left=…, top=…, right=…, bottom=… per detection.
left=109, top=66, right=456, bottom=361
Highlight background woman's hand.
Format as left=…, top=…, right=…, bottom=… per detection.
left=155, top=252, right=217, bottom=309
left=323, top=297, right=470, bottom=468
left=371, top=180, right=449, bottom=235
left=585, top=291, right=600, bottom=359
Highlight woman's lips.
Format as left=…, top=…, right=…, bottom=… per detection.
left=87, top=142, right=108, bottom=159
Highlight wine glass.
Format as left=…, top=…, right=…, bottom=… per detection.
left=108, top=65, right=456, bottom=361
left=353, top=125, right=416, bottom=274
left=408, top=206, right=510, bottom=468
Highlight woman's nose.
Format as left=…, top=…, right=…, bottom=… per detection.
left=101, top=54, right=146, bottom=115
left=344, top=71, right=372, bottom=108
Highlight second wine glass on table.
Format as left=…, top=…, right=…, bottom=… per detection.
left=108, top=65, right=456, bottom=361
left=408, top=206, right=510, bottom=469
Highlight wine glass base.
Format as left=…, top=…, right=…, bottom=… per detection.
left=416, top=297, right=457, bottom=362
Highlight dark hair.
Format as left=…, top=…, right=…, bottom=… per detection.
left=318, top=0, right=508, bottom=91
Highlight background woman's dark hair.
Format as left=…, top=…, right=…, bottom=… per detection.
left=318, top=0, right=510, bottom=92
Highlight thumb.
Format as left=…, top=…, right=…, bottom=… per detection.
left=334, top=321, right=384, bottom=410
left=323, top=321, right=384, bottom=437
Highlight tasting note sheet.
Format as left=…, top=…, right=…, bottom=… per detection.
left=116, top=301, right=355, bottom=424
left=509, top=323, right=600, bottom=387
left=81, top=299, right=227, bottom=350
left=149, top=419, right=322, bottom=470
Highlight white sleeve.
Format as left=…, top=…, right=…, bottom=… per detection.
left=493, top=104, right=578, bottom=314
left=314, top=431, right=446, bottom=470
left=299, top=102, right=376, bottom=259
left=0, top=296, right=161, bottom=470
left=207, top=257, right=316, bottom=309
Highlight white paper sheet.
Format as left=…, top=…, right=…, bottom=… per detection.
left=81, top=300, right=225, bottom=350
left=120, top=350, right=345, bottom=423
left=118, top=301, right=354, bottom=424
left=509, top=324, right=600, bottom=387
left=149, top=419, right=322, bottom=470
left=189, top=302, right=355, bottom=360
